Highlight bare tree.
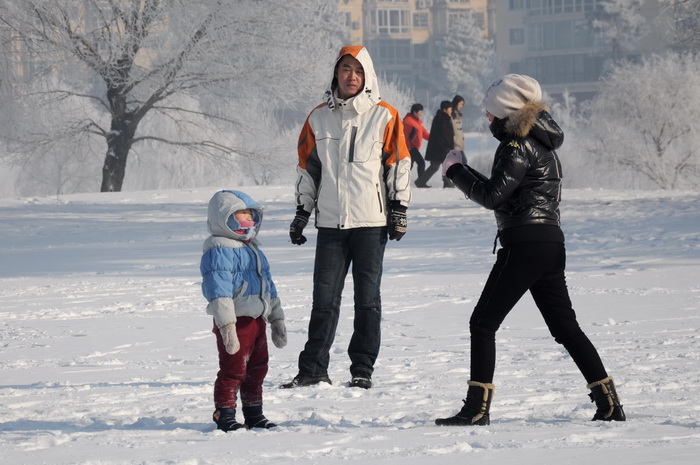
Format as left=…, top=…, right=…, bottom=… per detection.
left=0, top=0, right=342, bottom=192
left=587, top=52, right=700, bottom=189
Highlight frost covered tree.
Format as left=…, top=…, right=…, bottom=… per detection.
left=438, top=13, right=494, bottom=106
left=0, top=0, right=342, bottom=193
left=587, top=53, right=700, bottom=189
left=589, top=0, right=649, bottom=63
left=378, top=76, right=415, bottom=118
left=665, top=0, right=700, bottom=52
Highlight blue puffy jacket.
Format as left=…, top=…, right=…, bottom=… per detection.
left=200, top=190, right=284, bottom=328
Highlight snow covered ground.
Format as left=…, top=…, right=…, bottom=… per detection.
left=1, top=185, right=699, bottom=464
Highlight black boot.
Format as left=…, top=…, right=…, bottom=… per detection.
left=213, top=408, right=246, bottom=432
left=280, top=373, right=332, bottom=389
left=350, top=371, right=372, bottom=389
left=587, top=377, right=626, bottom=421
left=242, top=405, right=277, bottom=429
left=435, top=381, right=495, bottom=426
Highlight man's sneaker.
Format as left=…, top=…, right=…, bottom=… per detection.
left=213, top=408, right=246, bottom=432
left=350, top=373, right=372, bottom=389
left=280, top=373, right=332, bottom=389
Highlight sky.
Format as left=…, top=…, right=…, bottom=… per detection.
left=1, top=185, right=699, bottom=464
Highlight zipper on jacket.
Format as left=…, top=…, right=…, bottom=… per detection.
left=376, top=183, right=383, bottom=213
left=247, top=243, right=270, bottom=314
left=348, top=126, right=358, bottom=162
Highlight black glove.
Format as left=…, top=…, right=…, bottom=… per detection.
left=388, top=201, right=407, bottom=241
left=289, top=207, right=310, bottom=245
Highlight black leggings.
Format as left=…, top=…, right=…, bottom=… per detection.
left=469, top=242, right=608, bottom=384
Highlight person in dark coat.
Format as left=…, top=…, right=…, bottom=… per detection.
left=415, top=100, right=454, bottom=188
left=435, top=74, right=626, bottom=426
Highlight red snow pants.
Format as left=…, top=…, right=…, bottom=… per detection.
left=213, top=316, right=269, bottom=409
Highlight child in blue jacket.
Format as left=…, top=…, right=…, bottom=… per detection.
left=200, top=190, right=287, bottom=431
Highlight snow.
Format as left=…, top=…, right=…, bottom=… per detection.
left=1, top=185, right=699, bottom=464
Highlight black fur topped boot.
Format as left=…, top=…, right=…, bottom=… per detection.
left=587, top=376, right=626, bottom=421
left=435, top=381, right=495, bottom=426
left=242, top=405, right=277, bottom=429
left=213, top=408, right=246, bottom=432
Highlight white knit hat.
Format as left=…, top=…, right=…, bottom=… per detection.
left=482, top=74, right=542, bottom=119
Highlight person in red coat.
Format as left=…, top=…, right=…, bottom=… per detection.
left=403, top=103, right=430, bottom=184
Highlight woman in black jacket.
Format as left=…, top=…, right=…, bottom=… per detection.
left=435, top=74, right=626, bottom=426
left=415, top=100, right=454, bottom=188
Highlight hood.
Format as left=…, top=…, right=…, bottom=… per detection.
left=207, top=190, right=263, bottom=242
left=494, top=101, right=564, bottom=151
left=324, top=46, right=381, bottom=114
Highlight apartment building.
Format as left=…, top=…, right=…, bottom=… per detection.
left=338, top=0, right=490, bottom=102
left=339, top=0, right=673, bottom=103
left=489, top=0, right=672, bottom=100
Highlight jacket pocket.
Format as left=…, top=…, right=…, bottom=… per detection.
left=351, top=126, right=382, bottom=163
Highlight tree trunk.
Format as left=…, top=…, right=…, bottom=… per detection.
left=101, top=89, right=136, bottom=193
left=100, top=134, right=131, bottom=192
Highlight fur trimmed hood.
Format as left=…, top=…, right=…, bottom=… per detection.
left=495, top=101, right=564, bottom=151
left=504, top=101, right=549, bottom=138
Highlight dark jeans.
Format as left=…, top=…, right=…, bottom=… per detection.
left=409, top=148, right=426, bottom=178
left=298, top=227, right=387, bottom=377
left=469, top=242, right=608, bottom=384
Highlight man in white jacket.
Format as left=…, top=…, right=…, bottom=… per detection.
left=283, top=46, right=412, bottom=390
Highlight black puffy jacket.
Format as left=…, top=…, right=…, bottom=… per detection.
left=448, top=101, right=564, bottom=238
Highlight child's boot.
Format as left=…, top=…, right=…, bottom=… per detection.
left=435, top=381, right=495, bottom=426
left=213, top=407, right=246, bottom=432
left=243, top=405, right=277, bottom=429
left=587, top=376, right=626, bottom=421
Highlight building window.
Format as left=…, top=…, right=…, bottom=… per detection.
left=413, top=12, right=429, bottom=29
left=447, top=11, right=469, bottom=29
left=509, top=28, right=525, bottom=45
left=525, top=0, right=602, bottom=16
left=471, top=12, right=485, bottom=29
left=369, top=9, right=410, bottom=34
left=522, top=53, right=607, bottom=84
left=368, top=38, right=411, bottom=66
left=526, top=0, right=544, bottom=15
left=510, top=0, right=524, bottom=10
left=582, top=0, right=596, bottom=12
left=414, top=42, right=429, bottom=60
left=528, top=20, right=595, bottom=51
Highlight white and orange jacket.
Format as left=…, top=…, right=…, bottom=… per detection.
left=295, top=46, right=411, bottom=229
